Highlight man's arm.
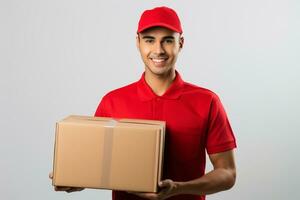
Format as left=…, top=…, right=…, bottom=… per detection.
left=177, top=149, right=236, bottom=195
left=131, top=149, right=236, bottom=200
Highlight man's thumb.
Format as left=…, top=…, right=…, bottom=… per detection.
left=159, top=179, right=172, bottom=188
left=49, top=172, right=53, bottom=179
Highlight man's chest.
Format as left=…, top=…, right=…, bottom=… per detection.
left=108, top=98, right=210, bottom=146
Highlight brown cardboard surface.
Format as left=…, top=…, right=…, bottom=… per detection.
left=52, top=115, right=165, bottom=192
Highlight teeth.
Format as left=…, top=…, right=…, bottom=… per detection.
left=152, top=58, right=166, bottom=63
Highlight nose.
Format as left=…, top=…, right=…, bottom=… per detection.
left=153, top=41, right=165, bottom=54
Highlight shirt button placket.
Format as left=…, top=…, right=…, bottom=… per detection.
left=153, top=97, right=163, bottom=120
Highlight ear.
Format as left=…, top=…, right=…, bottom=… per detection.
left=179, top=36, right=184, bottom=49
left=136, top=34, right=140, bottom=50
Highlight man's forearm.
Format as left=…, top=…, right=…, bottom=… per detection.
left=174, top=168, right=236, bottom=196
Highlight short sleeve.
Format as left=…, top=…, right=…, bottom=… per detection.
left=94, top=95, right=112, bottom=117
left=206, top=94, right=237, bottom=154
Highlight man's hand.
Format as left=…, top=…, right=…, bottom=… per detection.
left=129, top=179, right=179, bottom=200
left=49, top=172, right=85, bottom=193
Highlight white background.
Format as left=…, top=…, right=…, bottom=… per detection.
left=1, top=0, right=299, bottom=199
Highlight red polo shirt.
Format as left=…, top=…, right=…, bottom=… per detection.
left=94, top=71, right=237, bottom=200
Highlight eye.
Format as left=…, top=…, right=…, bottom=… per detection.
left=164, top=39, right=174, bottom=44
left=145, top=39, right=154, bottom=43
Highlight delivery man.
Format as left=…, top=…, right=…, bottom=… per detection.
left=50, top=6, right=237, bottom=200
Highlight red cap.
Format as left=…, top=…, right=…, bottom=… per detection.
left=137, top=6, right=183, bottom=34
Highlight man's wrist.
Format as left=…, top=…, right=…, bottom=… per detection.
left=173, top=180, right=204, bottom=196
left=173, top=181, right=186, bottom=196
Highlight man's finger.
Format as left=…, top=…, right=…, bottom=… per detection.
left=55, top=186, right=85, bottom=193
left=159, top=179, right=172, bottom=188
left=49, top=172, right=53, bottom=179
left=55, top=186, right=71, bottom=191
left=66, top=187, right=84, bottom=193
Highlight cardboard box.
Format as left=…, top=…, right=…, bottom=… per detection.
left=52, top=115, right=165, bottom=192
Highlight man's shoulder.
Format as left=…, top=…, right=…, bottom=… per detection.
left=102, top=81, right=138, bottom=100
left=182, top=81, right=218, bottom=99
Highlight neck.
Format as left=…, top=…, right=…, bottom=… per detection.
left=144, top=68, right=176, bottom=96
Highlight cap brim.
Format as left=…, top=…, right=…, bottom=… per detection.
left=137, top=22, right=182, bottom=33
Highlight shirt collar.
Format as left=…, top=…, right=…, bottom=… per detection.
left=137, top=70, right=185, bottom=101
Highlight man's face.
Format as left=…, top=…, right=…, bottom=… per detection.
left=136, top=26, right=184, bottom=77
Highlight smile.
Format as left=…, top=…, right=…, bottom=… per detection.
left=150, top=58, right=168, bottom=63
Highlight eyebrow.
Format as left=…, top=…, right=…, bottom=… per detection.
left=141, top=36, right=175, bottom=40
